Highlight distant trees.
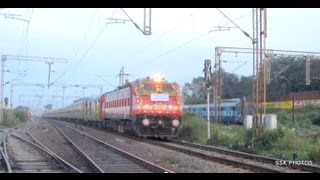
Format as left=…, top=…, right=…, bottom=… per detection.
left=44, top=104, right=52, bottom=110
left=182, top=77, right=207, bottom=104
left=182, top=56, right=320, bottom=104
left=182, top=70, right=253, bottom=104
left=267, top=56, right=320, bottom=101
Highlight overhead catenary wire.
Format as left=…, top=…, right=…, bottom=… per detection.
left=140, top=30, right=215, bottom=66
left=219, top=10, right=252, bottom=27
left=135, top=8, right=202, bottom=54
left=53, top=8, right=101, bottom=85
left=51, top=8, right=118, bottom=85
left=73, top=8, right=100, bottom=58
left=216, top=8, right=254, bottom=42
left=17, top=9, right=32, bottom=70
left=131, top=9, right=253, bottom=77
left=120, top=8, right=144, bottom=34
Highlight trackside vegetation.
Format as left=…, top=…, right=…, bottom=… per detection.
left=0, top=106, right=30, bottom=128
left=178, top=107, right=320, bottom=164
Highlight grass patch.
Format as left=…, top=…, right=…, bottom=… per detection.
left=159, top=156, right=181, bottom=167
left=177, top=112, right=208, bottom=144
left=179, top=107, right=320, bottom=164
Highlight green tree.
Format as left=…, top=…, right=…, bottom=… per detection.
left=182, top=77, right=206, bottom=104
left=182, top=69, right=253, bottom=104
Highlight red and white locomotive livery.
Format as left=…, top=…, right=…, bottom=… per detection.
left=99, top=77, right=183, bottom=137
left=42, top=77, right=183, bottom=138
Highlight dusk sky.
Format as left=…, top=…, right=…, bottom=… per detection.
left=0, top=8, right=319, bottom=114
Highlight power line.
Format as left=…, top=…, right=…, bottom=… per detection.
left=51, top=8, right=118, bottom=85
left=24, top=8, right=34, bottom=56
left=136, top=8, right=202, bottom=54
left=216, top=8, right=254, bottom=42
left=120, top=8, right=144, bottom=34
left=219, top=10, right=252, bottom=27
left=131, top=10, right=253, bottom=77
left=95, top=75, right=117, bottom=88
left=140, top=30, right=215, bottom=66
left=137, top=25, right=236, bottom=68
left=75, top=9, right=118, bottom=68
left=74, top=8, right=100, bottom=58
left=231, top=59, right=251, bottom=73
left=55, top=9, right=100, bottom=85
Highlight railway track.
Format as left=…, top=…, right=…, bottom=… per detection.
left=51, top=119, right=320, bottom=173
left=1, top=130, right=12, bottom=173
left=28, top=122, right=95, bottom=173
left=6, top=132, right=70, bottom=173
left=49, top=120, right=173, bottom=173
left=1, top=121, right=85, bottom=173
left=166, top=138, right=320, bottom=173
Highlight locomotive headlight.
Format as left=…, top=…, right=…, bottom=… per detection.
left=142, top=118, right=150, bottom=126
left=172, top=119, right=180, bottom=127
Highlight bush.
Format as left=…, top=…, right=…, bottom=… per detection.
left=253, top=128, right=284, bottom=151
left=309, top=143, right=320, bottom=164
left=207, top=123, right=250, bottom=152
left=14, top=110, right=29, bottom=122
left=0, top=109, right=30, bottom=128
left=2, top=110, right=20, bottom=127
left=308, top=110, right=320, bottom=126
left=178, top=112, right=207, bottom=144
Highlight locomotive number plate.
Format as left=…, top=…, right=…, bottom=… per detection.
left=150, top=93, right=169, bottom=101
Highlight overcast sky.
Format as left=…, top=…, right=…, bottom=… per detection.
left=1, top=8, right=319, bottom=114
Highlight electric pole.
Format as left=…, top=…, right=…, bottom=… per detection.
left=121, top=8, right=152, bottom=36
left=10, top=83, right=103, bottom=109
left=117, top=67, right=130, bottom=87
left=306, top=56, right=311, bottom=85
left=204, top=59, right=212, bottom=140
left=143, top=8, right=151, bottom=35
left=214, top=46, right=320, bottom=138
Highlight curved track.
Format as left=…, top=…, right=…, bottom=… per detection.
left=1, top=130, right=12, bottom=173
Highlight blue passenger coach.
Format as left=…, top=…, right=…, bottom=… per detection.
left=182, top=99, right=243, bottom=124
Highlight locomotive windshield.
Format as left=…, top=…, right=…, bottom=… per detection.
left=140, top=83, right=175, bottom=94
left=162, top=84, right=174, bottom=93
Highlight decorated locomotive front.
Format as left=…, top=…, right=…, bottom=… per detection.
left=131, top=77, right=183, bottom=138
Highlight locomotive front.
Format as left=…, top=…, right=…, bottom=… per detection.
left=131, top=77, right=183, bottom=138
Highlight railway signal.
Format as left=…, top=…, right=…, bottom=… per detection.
left=204, top=59, right=212, bottom=88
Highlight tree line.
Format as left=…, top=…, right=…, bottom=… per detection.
left=182, top=56, right=320, bottom=104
